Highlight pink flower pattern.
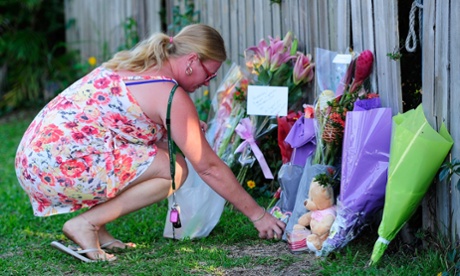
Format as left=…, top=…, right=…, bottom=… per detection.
left=15, top=67, right=176, bottom=216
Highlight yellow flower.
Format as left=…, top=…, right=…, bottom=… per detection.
left=88, top=56, right=97, bottom=66
left=247, top=180, right=256, bottom=189
left=204, top=89, right=209, bottom=96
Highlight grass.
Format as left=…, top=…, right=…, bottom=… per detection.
left=0, top=115, right=451, bottom=275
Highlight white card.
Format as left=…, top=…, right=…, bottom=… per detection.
left=333, top=54, right=352, bottom=64
left=247, top=85, right=288, bottom=116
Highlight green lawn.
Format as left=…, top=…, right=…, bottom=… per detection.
left=0, top=116, right=450, bottom=275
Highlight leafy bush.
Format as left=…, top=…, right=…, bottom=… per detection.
left=0, top=0, right=88, bottom=115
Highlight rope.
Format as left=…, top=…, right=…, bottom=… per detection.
left=405, top=0, right=424, bottom=52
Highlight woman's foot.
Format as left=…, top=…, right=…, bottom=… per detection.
left=62, top=216, right=116, bottom=261
left=98, top=225, right=136, bottom=250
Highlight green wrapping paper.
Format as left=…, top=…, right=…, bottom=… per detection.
left=369, top=105, right=453, bottom=266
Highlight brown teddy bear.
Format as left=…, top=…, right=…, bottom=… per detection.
left=293, top=179, right=336, bottom=252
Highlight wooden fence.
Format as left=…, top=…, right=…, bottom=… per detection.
left=64, top=0, right=459, bottom=242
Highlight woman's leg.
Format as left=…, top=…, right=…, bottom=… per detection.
left=63, top=145, right=188, bottom=260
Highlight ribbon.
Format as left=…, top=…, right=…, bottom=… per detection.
left=234, top=118, right=274, bottom=179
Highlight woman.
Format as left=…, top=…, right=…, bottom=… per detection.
left=15, top=24, right=285, bottom=262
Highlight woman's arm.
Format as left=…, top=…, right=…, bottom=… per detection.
left=167, top=88, right=285, bottom=238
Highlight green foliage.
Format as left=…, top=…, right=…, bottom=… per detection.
left=0, top=0, right=86, bottom=115
left=194, top=90, right=211, bottom=122
left=387, top=51, right=403, bottom=61
left=314, top=168, right=340, bottom=188
left=119, top=17, right=140, bottom=51
left=439, top=158, right=460, bottom=191
left=168, top=0, right=200, bottom=35
left=0, top=1, right=142, bottom=117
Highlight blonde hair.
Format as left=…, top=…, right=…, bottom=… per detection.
left=103, top=24, right=227, bottom=72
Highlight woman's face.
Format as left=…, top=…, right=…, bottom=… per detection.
left=180, top=56, right=222, bottom=92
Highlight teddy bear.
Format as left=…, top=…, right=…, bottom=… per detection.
left=292, top=179, right=336, bottom=252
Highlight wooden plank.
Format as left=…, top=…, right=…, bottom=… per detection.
left=237, top=0, right=248, bottom=65
left=245, top=0, right=256, bottom=51
left=372, top=0, right=402, bottom=115
left=350, top=0, right=363, bottom=51
left=421, top=0, right=436, bottom=124
left=351, top=0, right=376, bottom=91
left=229, top=0, right=240, bottom=66
left=271, top=0, right=282, bottom=38
left=297, top=0, right=310, bottom=52
left=288, top=0, right=301, bottom=40
left=308, top=0, right=320, bottom=56
left=335, top=0, right=350, bottom=53
left=449, top=0, right=460, bottom=241
left=220, top=0, right=231, bottom=84
left=418, top=8, right=437, bottom=244
left=254, top=0, right=265, bottom=40
left=317, top=0, right=330, bottom=49
left=428, top=0, right=451, bottom=236
left=327, top=0, right=338, bottom=50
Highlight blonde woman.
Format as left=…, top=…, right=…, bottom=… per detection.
left=15, top=24, right=285, bottom=262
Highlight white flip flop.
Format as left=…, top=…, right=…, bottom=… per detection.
left=51, top=241, right=116, bottom=262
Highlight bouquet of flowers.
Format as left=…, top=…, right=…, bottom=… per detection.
left=245, top=31, right=315, bottom=112
left=206, top=64, right=248, bottom=168
left=284, top=50, right=374, bottom=245
left=231, top=31, right=315, bottom=188
left=369, top=105, right=453, bottom=265
left=319, top=97, right=392, bottom=257
left=313, top=50, right=375, bottom=168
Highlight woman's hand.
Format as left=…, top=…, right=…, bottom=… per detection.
left=251, top=208, right=286, bottom=240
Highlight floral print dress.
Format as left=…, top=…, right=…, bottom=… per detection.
left=15, top=67, right=177, bottom=217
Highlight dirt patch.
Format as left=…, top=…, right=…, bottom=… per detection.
left=222, top=242, right=321, bottom=276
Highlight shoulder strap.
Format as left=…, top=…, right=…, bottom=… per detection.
left=125, top=79, right=177, bottom=86
left=166, top=84, right=179, bottom=190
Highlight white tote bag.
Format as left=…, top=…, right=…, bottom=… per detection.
left=163, top=159, right=226, bottom=239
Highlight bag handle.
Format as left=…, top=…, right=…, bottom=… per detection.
left=166, top=84, right=179, bottom=190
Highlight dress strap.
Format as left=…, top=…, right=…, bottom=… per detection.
left=125, top=79, right=177, bottom=86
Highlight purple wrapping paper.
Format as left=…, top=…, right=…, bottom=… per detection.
left=284, top=117, right=316, bottom=167
left=318, top=98, right=392, bottom=256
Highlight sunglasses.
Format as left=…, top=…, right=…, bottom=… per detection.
left=198, top=59, right=217, bottom=82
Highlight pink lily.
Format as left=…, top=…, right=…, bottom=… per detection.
left=293, top=53, right=315, bottom=85
left=282, top=31, right=293, bottom=50
left=268, top=45, right=296, bottom=72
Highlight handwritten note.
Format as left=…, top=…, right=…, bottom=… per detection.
left=247, top=85, right=288, bottom=116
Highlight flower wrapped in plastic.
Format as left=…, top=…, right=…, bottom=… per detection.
left=369, top=105, right=453, bottom=265
left=245, top=31, right=315, bottom=112
left=273, top=105, right=316, bottom=215
left=234, top=116, right=277, bottom=185
left=284, top=50, right=375, bottom=246
left=232, top=31, right=315, bottom=188
left=319, top=97, right=392, bottom=257
left=313, top=50, right=374, bottom=168
left=206, top=63, right=248, bottom=167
